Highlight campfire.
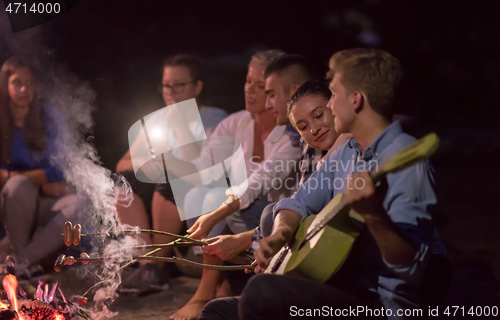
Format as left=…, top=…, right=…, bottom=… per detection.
left=0, top=274, right=90, bottom=320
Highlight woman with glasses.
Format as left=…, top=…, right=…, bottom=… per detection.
left=0, top=56, right=82, bottom=276
left=116, top=55, right=228, bottom=292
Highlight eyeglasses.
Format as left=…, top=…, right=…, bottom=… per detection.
left=158, top=80, right=195, bottom=94
left=9, top=79, right=33, bottom=91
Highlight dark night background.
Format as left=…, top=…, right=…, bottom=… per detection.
left=1, top=0, right=499, bottom=310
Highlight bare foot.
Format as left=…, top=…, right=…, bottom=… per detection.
left=170, top=298, right=210, bottom=320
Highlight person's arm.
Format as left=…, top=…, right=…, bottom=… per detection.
left=11, top=169, right=48, bottom=186
left=0, top=169, right=9, bottom=189
left=202, top=229, right=255, bottom=260
left=345, top=171, right=417, bottom=265
left=187, top=197, right=240, bottom=239
left=346, top=160, right=436, bottom=281
left=253, top=209, right=302, bottom=270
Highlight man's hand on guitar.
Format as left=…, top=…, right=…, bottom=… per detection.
left=253, top=228, right=289, bottom=271
left=245, top=259, right=265, bottom=274
left=345, top=171, right=389, bottom=223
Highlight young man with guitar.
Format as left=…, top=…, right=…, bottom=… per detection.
left=203, top=49, right=443, bottom=320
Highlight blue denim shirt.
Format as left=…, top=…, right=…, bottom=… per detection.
left=1, top=106, right=65, bottom=183
left=274, top=121, right=437, bottom=319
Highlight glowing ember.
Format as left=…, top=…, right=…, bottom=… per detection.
left=1, top=276, right=69, bottom=320
left=2, top=274, right=19, bottom=313
left=0, top=299, right=8, bottom=309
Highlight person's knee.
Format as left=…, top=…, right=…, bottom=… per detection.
left=200, top=297, right=240, bottom=320
left=200, top=299, right=222, bottom=319
left=260, top=203, right=275, bottom=237
left=240, top=274, right=277, bottom=318
left=1, top=175, right=38, bottom=200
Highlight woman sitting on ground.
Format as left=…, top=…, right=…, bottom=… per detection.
left=0, top=56, right=82, bottom=275
left=168, top=50, right=304, bottom=320
left=115, top=54, right=228, bottom=291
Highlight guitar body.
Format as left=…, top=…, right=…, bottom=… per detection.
left=266, top=193, right=364, bottom=282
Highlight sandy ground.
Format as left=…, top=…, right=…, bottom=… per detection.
left=25, top=269, right=201, bottom=320
left=8, top=260, right=500, bottom=320
left=111, top=276, right=200, bottom=319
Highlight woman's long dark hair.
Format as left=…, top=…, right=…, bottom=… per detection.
left=0, top=56, right=46, bottom=164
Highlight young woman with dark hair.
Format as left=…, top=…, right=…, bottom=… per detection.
left=0, top=56, right=82, bottom=275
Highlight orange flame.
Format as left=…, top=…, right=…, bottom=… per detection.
left=2, top=274, right=18, bottom=313
left=0, top=299, right=8, bottom=309
left=55, top=314, right=65, bottom=320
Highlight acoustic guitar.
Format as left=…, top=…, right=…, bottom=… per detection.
left=265, top=133, right=440, bottom=282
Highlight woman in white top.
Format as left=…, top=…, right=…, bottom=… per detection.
left=169, top=50, right=302, bottom=320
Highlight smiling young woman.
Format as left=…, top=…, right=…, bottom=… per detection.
left=287, top=81, right=350, bottom=156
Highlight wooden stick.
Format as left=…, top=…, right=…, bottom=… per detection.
left=73, top=256, right=254, bottom=271
left=62, top=228, right=205, bottom=245
left=81, top=247, right=161, bottom=298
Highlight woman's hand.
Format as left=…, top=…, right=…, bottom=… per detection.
left=187, top=199, right=238, bottom=240
left=202, top=234, right=249, bottom=261
left=187, top=212, right=219, bottom=240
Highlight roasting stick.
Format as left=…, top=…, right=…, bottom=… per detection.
left=63, top=221, right=206, bottom=246
left=70, top=249, right=254, bottom=299
left=60, top=222, right=253, bottom=300
left=78, top=247, right=163, bottom=298
left=57, top=254, right=254, bottom=271
left=69, top=249, right=255, bottom=298
left=110, top=238, right=209, bottom=251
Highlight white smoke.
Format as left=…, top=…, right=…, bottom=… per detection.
left=45, top=70, right=136, bottom=320
left=1, top=11, right=137, bottom=319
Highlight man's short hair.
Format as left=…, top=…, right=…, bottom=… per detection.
left=326, top=48, right=402, bottom=118
left=161, top=54, right=205, bottom=82
left=251, top=50, right=285, bottom=68
left=264, top=54, right=316, bottom=88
